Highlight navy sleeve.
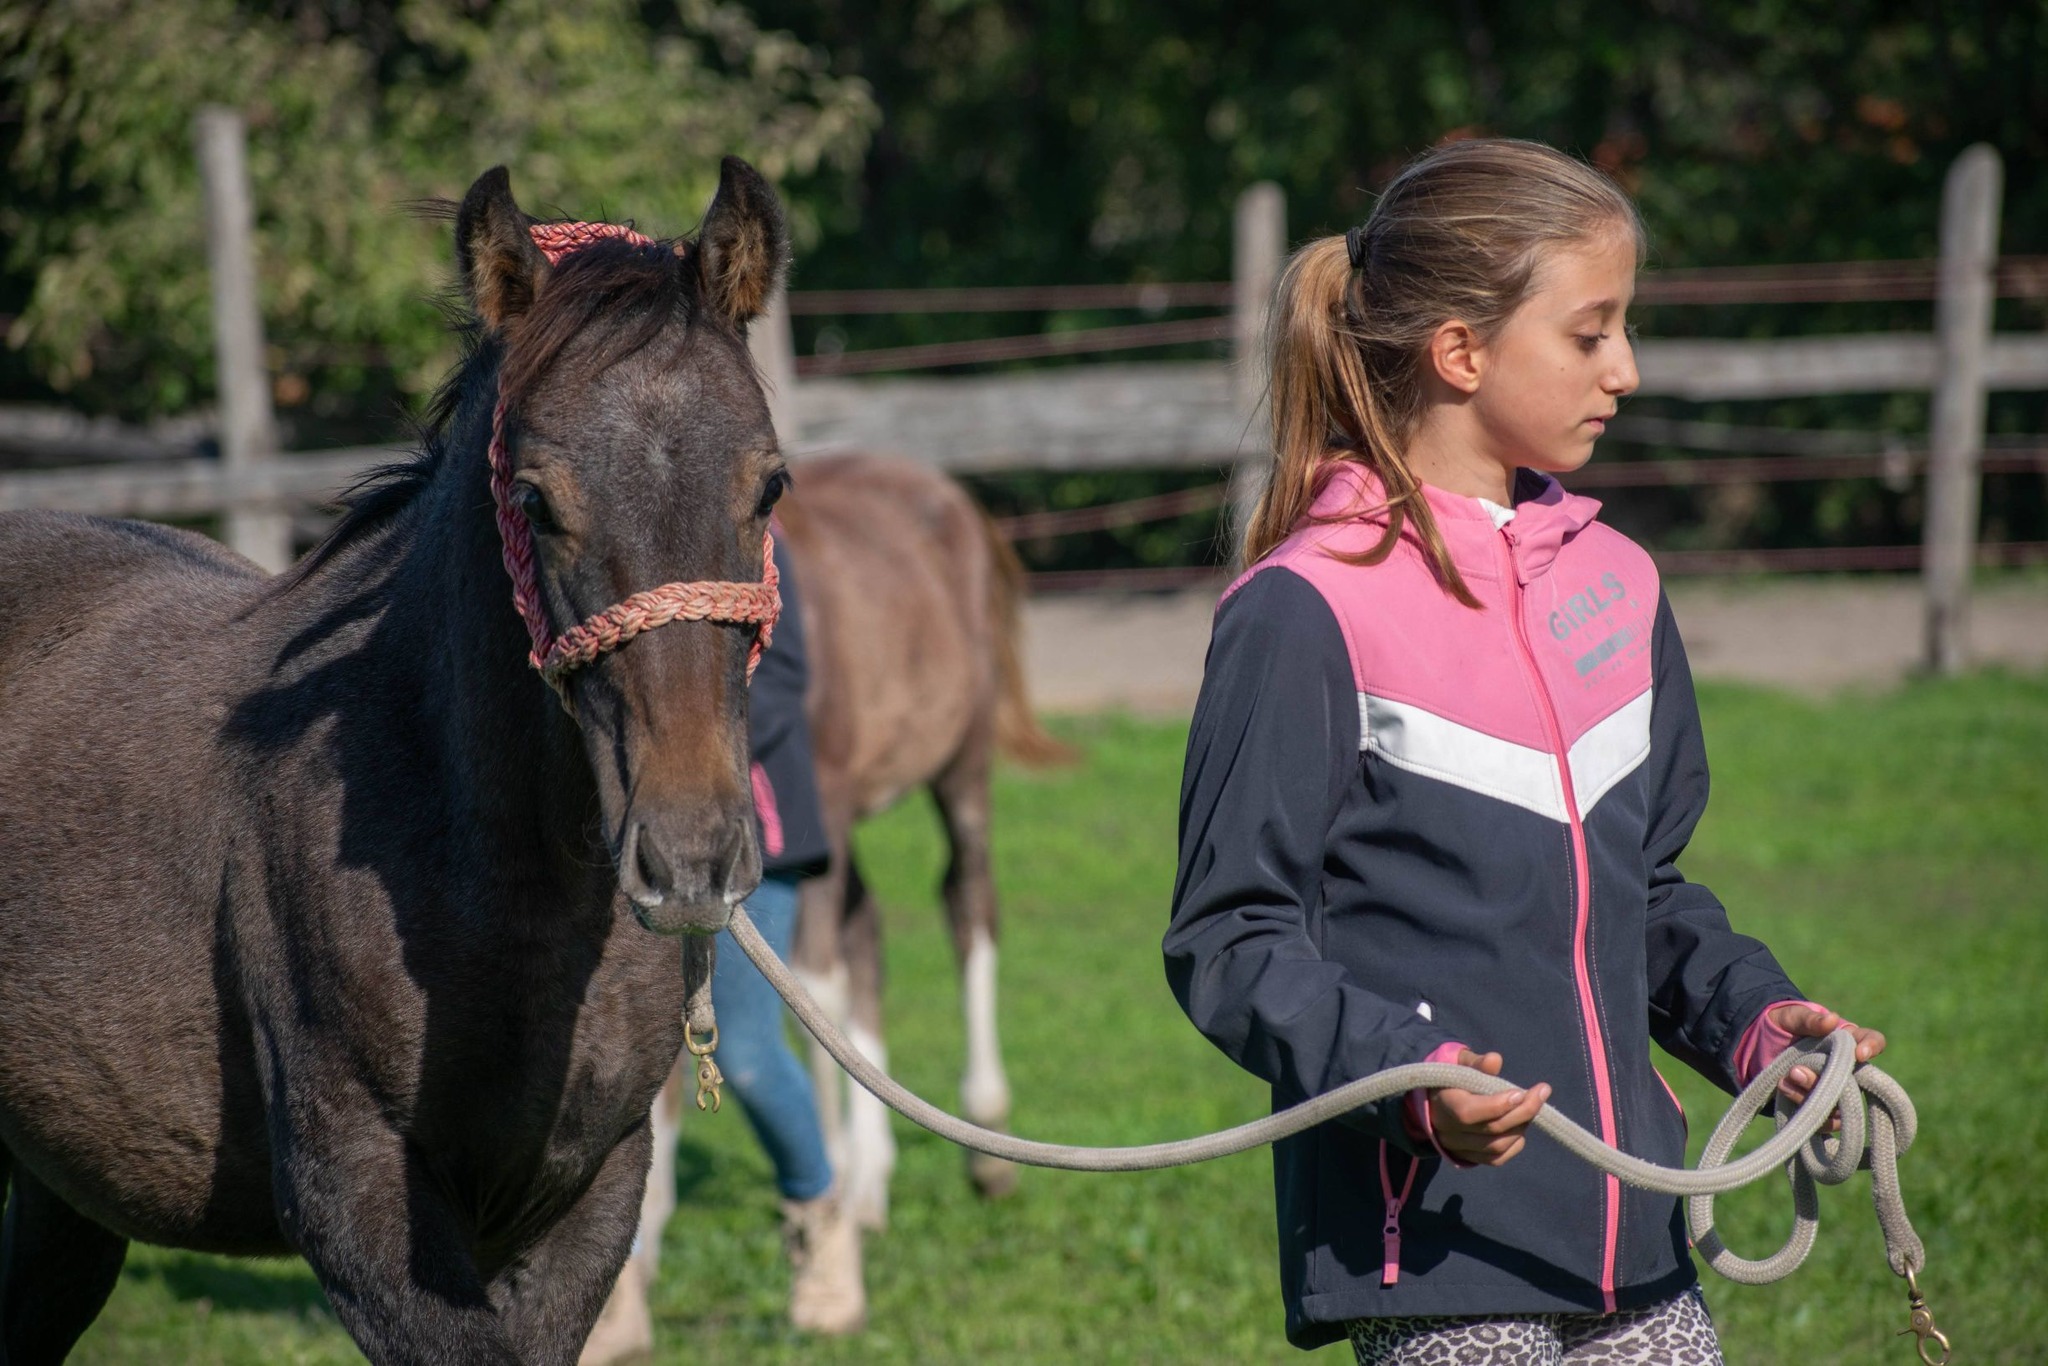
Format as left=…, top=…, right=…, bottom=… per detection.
left=1641, top=593, right=1804, bottom=1094
left=1164, top=568, right=1456, bottom=1148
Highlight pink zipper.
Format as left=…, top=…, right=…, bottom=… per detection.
left=1497, top=532, right=1622, bottom=1313
left=1378, top=1140, right=1417, bottom=1286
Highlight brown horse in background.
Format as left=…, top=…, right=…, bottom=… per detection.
left=631, top=453, right=1064, bottom=1275
left=784, top=453, right=1067, bottom=1228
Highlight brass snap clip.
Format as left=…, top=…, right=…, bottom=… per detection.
left=1898, top=1267, right=1952, bottom=1366
left=686, top=1023, right=724, bottom=1113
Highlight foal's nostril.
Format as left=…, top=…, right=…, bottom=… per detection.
left=633, top=823, right=675, bottom=901
left=717, top=821, right=761, bottom=908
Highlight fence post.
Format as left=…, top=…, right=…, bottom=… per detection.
left=1227, top=182, right=1285, bottom=564
left=1922, top=144, right=2003, bottom=674
left=749, top=286, right=801, bottom=452
left=195, top=107, right=291, bottom=573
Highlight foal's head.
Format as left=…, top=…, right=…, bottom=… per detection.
left=456, top=160, right=788, bottom=933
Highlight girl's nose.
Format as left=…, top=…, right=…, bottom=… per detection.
left=1605, top=334, right=1640, bottom=397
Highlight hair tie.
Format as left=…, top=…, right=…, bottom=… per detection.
left=1345, top=225, right=1367, bottom=272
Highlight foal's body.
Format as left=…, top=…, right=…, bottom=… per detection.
left=0, top=158, right=791, bottom=1364
left=0, top=509, right=675, bottom=1354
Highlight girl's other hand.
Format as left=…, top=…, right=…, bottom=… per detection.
left=1768, top=1004, right=1886, bottom=1110
left=1429, top=1050, right=1550, bottom=1167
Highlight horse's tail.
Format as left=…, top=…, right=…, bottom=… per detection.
left=978, top=506, right=1074, bottom=767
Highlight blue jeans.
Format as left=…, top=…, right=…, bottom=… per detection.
left=712, top=874, right=834, bottom=1201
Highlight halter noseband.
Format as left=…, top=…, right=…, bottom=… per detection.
left=488, top=220, right=780, bottom=696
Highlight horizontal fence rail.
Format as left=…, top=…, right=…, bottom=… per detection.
left=782, top=257, right=2048, bottom=319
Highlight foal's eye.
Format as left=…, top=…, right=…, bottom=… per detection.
left=757, top=469, right=791, bottom=518
left=517, top=483, right=558, bottom=534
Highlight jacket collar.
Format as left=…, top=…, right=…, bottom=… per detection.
left=1304, top=458, right=1603, bottom=585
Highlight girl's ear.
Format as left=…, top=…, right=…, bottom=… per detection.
left=1427, top=320, right=1484, bottom=395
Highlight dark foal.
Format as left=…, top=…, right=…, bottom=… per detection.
left=0, top=158, right=789, bottom=1364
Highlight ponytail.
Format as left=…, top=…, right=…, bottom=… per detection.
left=1244, top=237, right=1477, bottom=607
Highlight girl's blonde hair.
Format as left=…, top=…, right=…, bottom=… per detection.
left=1243, top=138, right=1646, bottom=603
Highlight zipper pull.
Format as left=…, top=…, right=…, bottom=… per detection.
left=1381, top=1207, right=1403, bottom=1286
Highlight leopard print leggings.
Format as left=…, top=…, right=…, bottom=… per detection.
left=1347, top=1285, right=1723, bottom=1365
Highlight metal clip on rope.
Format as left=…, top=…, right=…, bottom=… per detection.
left=722, top=904, right=1948, bottom=1359
left=680, top=935, right=723, bottom=1113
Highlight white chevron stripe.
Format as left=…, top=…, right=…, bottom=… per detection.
left=1360, top=693, right=1568, bottom=822
left=1358, top=689, right=1654, bottom=823
left=1568, top=688, right=1654, bottom=816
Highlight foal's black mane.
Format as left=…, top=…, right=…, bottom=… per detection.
left=276, top=232, right=707, bottom=592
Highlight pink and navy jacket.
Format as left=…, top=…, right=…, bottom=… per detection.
left=1164, top=461, right=1807, bottom=1346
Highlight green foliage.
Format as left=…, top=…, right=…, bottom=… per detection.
left=73, top=672, right=2048, bottom=1363
left=745, top=0, right=2048, bottom=564
left=0, top=0, right=876, bottom=416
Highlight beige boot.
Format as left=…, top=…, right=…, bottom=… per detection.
left=783, top=1186, right=867, bottom=1335
left=579, top=1257, right=654, bottom=1366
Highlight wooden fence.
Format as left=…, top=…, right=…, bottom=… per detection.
left=0, top=113, right=2041, bottom=673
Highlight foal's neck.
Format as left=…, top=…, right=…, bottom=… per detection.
left=386, top=373, right=616, bottom=923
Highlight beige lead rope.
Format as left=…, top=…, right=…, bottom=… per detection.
left=707, top=907, right=1951, bottom=1364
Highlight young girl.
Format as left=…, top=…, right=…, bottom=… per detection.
left=1163, top=138, right=1886, bottom=1364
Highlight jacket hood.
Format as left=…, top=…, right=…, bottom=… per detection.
left=1304, top=457, right=1604, bottom=585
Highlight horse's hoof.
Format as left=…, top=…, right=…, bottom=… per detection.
left=969, top=1149, right=1019, bottom=1200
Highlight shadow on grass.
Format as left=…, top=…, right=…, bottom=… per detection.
left=122, top=1251, right=336, bottom=1322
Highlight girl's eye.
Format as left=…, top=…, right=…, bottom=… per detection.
left=757, top=469, right=791, bottom=517
left=1624, top=323, right=1640, bottom=344
left=1576, top=333, right=1605, bottom=353
left=517, top=483, right=557, bottom=533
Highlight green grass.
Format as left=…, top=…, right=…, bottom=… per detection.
left=74, top=674, right=2048, bottom=1363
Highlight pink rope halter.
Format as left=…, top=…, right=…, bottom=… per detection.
left=489, top=220, right=779, bottom=693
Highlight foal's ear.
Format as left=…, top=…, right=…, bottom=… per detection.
left=695, top=156, right=789, bottom=329
left=456, top=167, right=550, bottom=332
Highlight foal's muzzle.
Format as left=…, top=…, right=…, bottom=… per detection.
left=616, top=812, right=760, bottom=935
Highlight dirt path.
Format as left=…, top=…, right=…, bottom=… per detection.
left=1022, top=577, right=2048, bottom=715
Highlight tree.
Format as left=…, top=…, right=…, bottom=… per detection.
left=0, top=0, right=877, bottom=419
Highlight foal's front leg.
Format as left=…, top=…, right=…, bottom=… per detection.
left=275, top=1114, right=521, bottom=1365
left=492, top=1123, right=652, bottom=1364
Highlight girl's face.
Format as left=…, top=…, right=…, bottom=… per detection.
left=1468, top=229, right=1640, bottom=477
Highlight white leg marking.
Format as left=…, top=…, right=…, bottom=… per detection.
left=797, top=963, right=851, bottom=1168
left=843, top=1024, right=896, bottom=1230
left=960, top=932, right=1011, bottom=1124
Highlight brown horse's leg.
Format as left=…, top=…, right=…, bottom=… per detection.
left=0, top=1166, right=129, bottom=1365
left=838, top=853, right=898, bottom=1231
left=930, top=743, right=1018, bottom=1200
left=793, top=839, right=854, bottom=1201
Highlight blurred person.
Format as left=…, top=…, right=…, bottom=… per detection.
left=1163, top=138, right=1886, bottom=1365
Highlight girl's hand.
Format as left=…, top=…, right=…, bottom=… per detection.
left=1429, top=1050, right=1551, bottom=1167
left=1768, top=1004, right=1887, bottom=1110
